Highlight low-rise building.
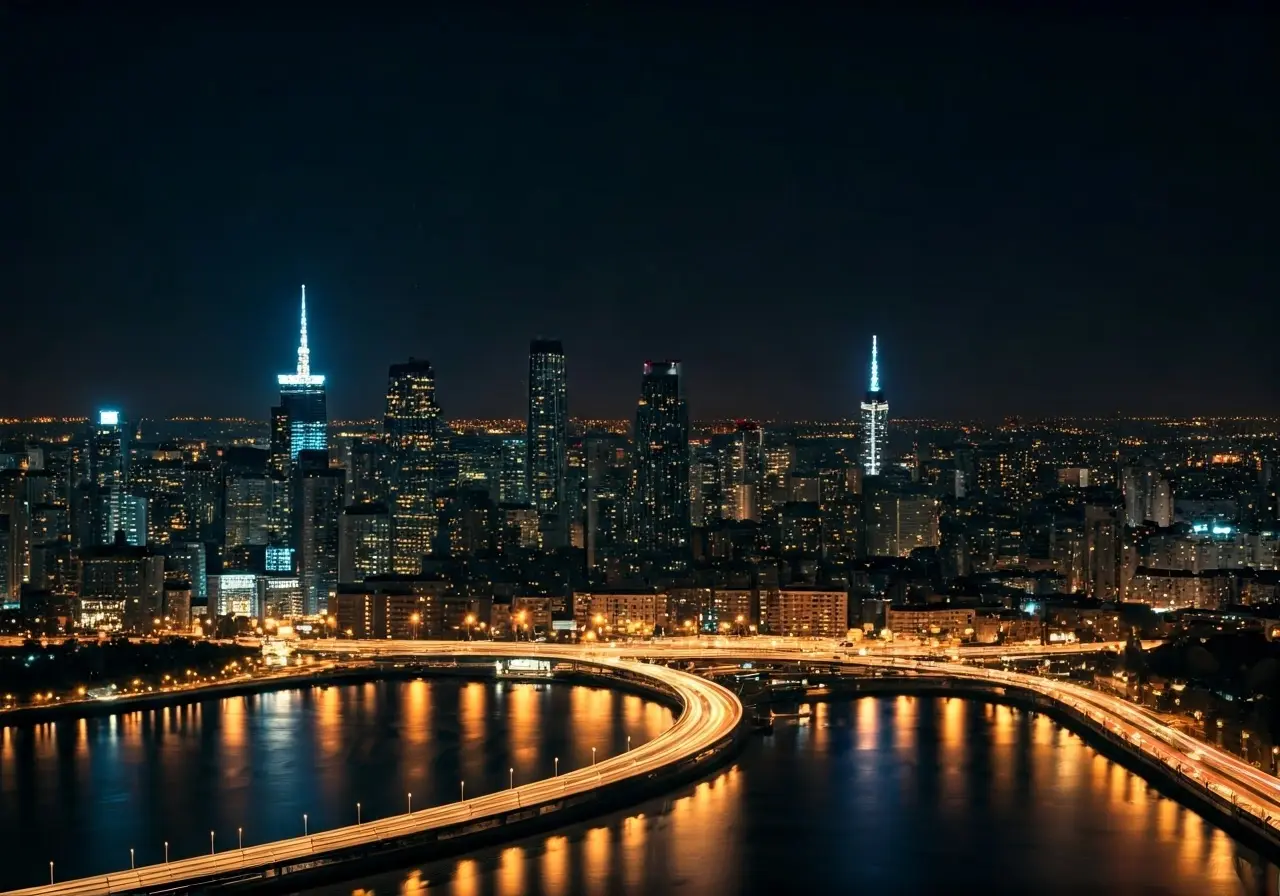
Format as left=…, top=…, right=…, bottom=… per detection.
left=767, top=587, right=847, bottom=638
left=886, top=605, right=977, bottom=641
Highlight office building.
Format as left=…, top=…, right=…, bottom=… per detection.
left=385, top=358, right=448, bottom=573
left=295, top=451, right=344, bottom=615
left=527, top=340, right=569, bottom=545
left=90, top=409, right=131, bottom=545
left=634, top=361, right=690, bottom=556
left=339, top=501, right=392, bottom=583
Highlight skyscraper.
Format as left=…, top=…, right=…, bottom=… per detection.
left=276, top=286, right=328, bottom=462
left=89, top=409, right=131, bottom=545
left=634, top=361, right=690, bottom=556
left=295, top=451, right=344, bottom=615
left=385, top=358, right=446, bottom=574
left=526, top=339, right=568, bottom=543
left=859, top=336, right=889, bottom=478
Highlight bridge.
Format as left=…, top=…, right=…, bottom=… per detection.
left=19, top=635, right=1280, bottom=894
left=10, top=649, right=741, bottom=896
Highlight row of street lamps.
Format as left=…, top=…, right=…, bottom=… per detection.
left=49, top=743, right=628, bottom=884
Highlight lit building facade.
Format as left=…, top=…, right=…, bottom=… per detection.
left=526, top=339, right=569, bottom=542
left=634, top=361, right=690, bottom=557
left=295, top=451, right=344, bottom=615
left=338, top=502, right=392, bottom=583
left=859, top=336, right=889, bottom=477
left=385, top=358, right=448, bottom=573
left=276, top=286, right=328, bottom=461
left=767, top=588, right=848, bottom=638
left=90, top=409, right=131, bottom=545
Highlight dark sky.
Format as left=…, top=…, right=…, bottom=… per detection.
left=2, top=8, right=1275, bottom=421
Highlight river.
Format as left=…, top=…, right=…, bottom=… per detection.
left=0, top=680, right=1271, bottom=894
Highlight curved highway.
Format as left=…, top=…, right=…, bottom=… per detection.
left=9, top=648, right=742, bottom=896
left=16, top=635, right=1280, bottom=894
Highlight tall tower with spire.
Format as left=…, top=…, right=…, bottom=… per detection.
left=859, top=335, right=889, bottom=477
left=275, top=284, right=329, bottom=461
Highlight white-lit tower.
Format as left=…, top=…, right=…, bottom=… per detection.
left=859, top=336, right=889, bottom=477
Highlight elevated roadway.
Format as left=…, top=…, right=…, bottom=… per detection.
left=25, top=634, right=1280, bottom=894
left=10, top=649, right=741, bottom=896
left=318, top=640, right=1280, bottom=848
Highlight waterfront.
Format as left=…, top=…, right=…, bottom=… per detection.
left=318, top=696, right=1270, bottom=896
left=1, top=684, right=1272, bottom=895
left=0, top=679, right=671, bottom=889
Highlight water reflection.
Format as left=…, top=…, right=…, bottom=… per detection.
left=0, top=680, right=671, bottom=889
left=318, top=696, right=1274, bottom=896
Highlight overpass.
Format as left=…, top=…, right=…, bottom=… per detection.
left=22, top=635, right=1280, bottom=894
left=10, top=649, right=742, bottom=896
left=315, top=640, right=1280, bottom=853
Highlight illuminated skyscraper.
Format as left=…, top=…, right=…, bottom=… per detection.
left=634, top=361, right=690, bottom=556
left=526, top=339, right=568, bottom=544
left=859, top=336, right=889, bottom=478
left=276, top=286, right=328, bottom=461
left=385, top=358, right=447, bottom=573
left=90, top=409, right=134, bottom=545
left=295, top=451, right=344, bottom=615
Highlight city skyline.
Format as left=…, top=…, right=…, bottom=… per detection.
left=3, top=10, right=1276, bottom=420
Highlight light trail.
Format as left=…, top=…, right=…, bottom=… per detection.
left=9, top=648, right=741, bottom=896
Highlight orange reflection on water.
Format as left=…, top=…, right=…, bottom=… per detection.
left=451, top=858, right=480, bottom=896
left=398, top=868, right=425, bottom=896
left=504, top=684, right=540, bottom=777
left=810, top=701, right=829, bottom=751
left=222, top=697, right=246, bottom=754
left=665, top=767, right=743, bottom=892
left=401, top=679, right=431, bottom=750
left=582, top=825, right=611, bottom=892
left=893, top=695, right=917, bottom=751
left=540, top=834, right=570, bottom=896
left=620, top=812, right=647, bottom=892
left=938, top=697, right=966, bottom=804
left=855, top=695, right=878, bottom=752
left=495, top=845, right=526, bottom=896
left=316, top=687, right=343, bottom=765
left=459, top=682, right=486, bottom=777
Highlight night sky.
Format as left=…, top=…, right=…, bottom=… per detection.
left=2, top=9, right=1275, bottom=421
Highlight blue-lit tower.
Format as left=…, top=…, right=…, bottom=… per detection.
left=276, top=285, right=328, bottom=461
left=859, top=335, right=889, bottom=477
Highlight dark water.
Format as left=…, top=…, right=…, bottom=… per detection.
left=2, top=685, right=1275, bottom=894
left=0, top=680, right=670, bottom=889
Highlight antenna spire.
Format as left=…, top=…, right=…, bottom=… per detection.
left=296, top=284, right=310, bottom=377
left=869, top=334, right=880, bottom=392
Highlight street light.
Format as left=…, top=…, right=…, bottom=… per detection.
left=303, top=813, right=308, bottom=836
left=210, top=831, right=215, bottom=855
left=627, top=734, right=632, bottom=751
left=407, top=792, right=413, bottom=814
left=164, top=841, right=169, bottom=864
left=460, top=780, right=466, bottom=801
left=238, top=827, right=243, bottom=852
left=357, top=802, right=362, bottom=825
left=509, top=767, right=514, bottom=790
left=130, top=848, right=135, bottom=870
left=554, top=756, right=559, bottom=777
left=592, top=746, right=597, bottom=766
left=49, top=862, right=54, bottom=886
